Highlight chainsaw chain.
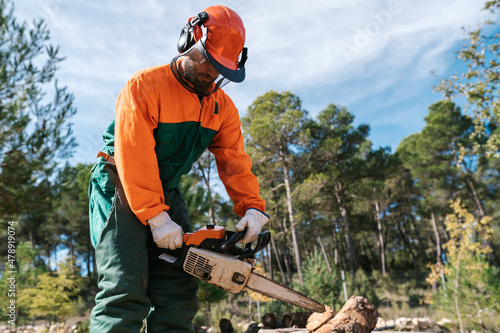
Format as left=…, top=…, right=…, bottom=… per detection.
left=246, top=272, right=326, bottom=312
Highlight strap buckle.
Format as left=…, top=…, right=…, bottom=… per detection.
left=96, top=151, right=115, bottom=164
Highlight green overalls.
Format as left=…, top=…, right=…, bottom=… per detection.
left=88, top=122, right=199, bottom=333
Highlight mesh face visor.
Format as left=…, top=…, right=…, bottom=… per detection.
left=170, top=48, right=227, bottom=97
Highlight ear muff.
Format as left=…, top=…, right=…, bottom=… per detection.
left=177, top=11, right=208, bottom=53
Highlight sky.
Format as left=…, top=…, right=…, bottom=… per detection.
left=12, top=0, right=493, bottom=165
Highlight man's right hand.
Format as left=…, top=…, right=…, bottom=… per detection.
left=148, top=211, right=183, bottom=250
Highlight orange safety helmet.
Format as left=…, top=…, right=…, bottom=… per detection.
left=177, top=5, right=248, bottom=83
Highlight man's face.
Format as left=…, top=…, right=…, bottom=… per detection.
left=181, top=49, right=220, bottom=96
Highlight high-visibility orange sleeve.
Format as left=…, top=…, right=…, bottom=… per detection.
left=209, top=96, right=266, bottom=217
left=114, top=72, right=169, bottom=225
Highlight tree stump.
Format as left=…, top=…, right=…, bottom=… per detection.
left=219, top=318, right=234, bottom=333
left=262, top=313, right=285, bottom=329
left=307, top=296, right=378, bottom=333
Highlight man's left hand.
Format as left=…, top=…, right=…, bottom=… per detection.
left=235, top=208, right=269, bottom=244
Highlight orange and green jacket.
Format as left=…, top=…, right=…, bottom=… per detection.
left=101, top=63, right=266, bottom=225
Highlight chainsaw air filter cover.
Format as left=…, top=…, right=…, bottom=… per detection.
left=183, top=247, right=255, bottom=293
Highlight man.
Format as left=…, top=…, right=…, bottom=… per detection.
left=88, top=5, right=268, bottom=332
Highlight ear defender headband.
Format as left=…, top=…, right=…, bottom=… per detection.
left=177, top=11, right=209, bottom=53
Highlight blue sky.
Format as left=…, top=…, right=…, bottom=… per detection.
left=13, top=0, right=492, bottom=165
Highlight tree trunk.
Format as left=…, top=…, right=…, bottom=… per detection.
left=464, top=174, right=499, bottom=267
left=267, top=242, right=273, bottom=280
left=282, top=154, right=303, bottom=286
left=430, top=211, right=443, bottom=290
left=430, top=211, right=442, bottom=264
left=281, top=237, right=293, bottom=285
left=455, top=259, right=465, bottom=333
left=278, top=215, right=293, bottom=284
left=68, top=235, right=75, bottom=274
left=316, top=232, right=332, bottom=273
left=394, top=218, right=418, bottom=269
left=408, top=209, right=430, bottom=262
left=334, top=182, right=357, bottom=277
left=260, top=246, right=268, bottom=272
left=335, top=223, right=349, bottom=271
left=361, top=238, right=377, bottom=266
left=463, top=174, right=485, bottom=219
left=271, top=237, right=285, bottom=283
left=374, top=201, right=386, bottom=275
left=332, top=226, right=339, bottom=266
left=197, top=156, right=217, bottom=225
left=26, top=213, right=35, bottom=248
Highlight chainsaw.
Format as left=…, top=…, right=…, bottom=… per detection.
left=155, top=224, right=325, bottom=313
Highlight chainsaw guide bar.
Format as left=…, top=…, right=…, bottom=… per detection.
left=246, top=272, right=326, bottom=313
left=157, top=224, right=326, bottom=313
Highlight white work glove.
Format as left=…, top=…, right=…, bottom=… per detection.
left=148, top=211, right=183, bottom=250
left=235, top=208, right=269, bottom=244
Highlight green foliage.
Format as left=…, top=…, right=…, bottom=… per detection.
left=197, top=279, right=228, bottom=306
left=426, top=199, right=500, bottom=332
left=0, top=0, right=77, bottom=223
left=18, top=258, right=85, bottom=319
left=296, top=248, right=343, bottom=309
left=0, top=0, right=78, bottom=290
left=241, top=90, right=310, bottom=195
left=0, top=241, right=47, bottom=319
left=75, top=320, right=91, bottom=333
left=434, top=5, right=500, bottom=158
left=345, top=269, right=381, bottom=308
left=242, top=90, right=308, bottom=152
left=397, top=100, right=469, bottom=192
left=196, top=279, right=229, bottom=327
left=179, top=174, right=211, bottom=228
left=52, top=164, right=93, bottom=275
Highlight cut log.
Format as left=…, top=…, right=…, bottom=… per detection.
left=307, top=296, right=378, bottom=333
left=306, top=306, right=336, bottom=332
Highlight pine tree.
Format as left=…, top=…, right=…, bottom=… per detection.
left=0, top=0, right=77, bottom=249
left=242, top=90, right=310, bottom=286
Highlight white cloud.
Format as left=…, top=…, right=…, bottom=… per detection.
left=12, top=0, right=493, bottom=159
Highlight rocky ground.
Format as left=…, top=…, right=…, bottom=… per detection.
left=0, top=322, right=78, bottom=333
left=0, top=313, right=462, bottom=333
left=0, top=317, right=460, bottom=333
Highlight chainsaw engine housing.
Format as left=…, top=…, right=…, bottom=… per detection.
left=183, top=247, right=255, bottom=293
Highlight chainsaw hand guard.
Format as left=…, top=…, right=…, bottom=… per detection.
left=155, top=225, right=270, bottom=266
left=221, top=230, right=271, bottom=259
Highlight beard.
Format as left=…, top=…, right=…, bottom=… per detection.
left=183, top=62, right=215, bottom=96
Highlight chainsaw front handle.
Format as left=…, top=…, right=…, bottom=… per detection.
left=221, top=230, right=271, bottom=259
left=156, top=225, right=271, bottom=266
